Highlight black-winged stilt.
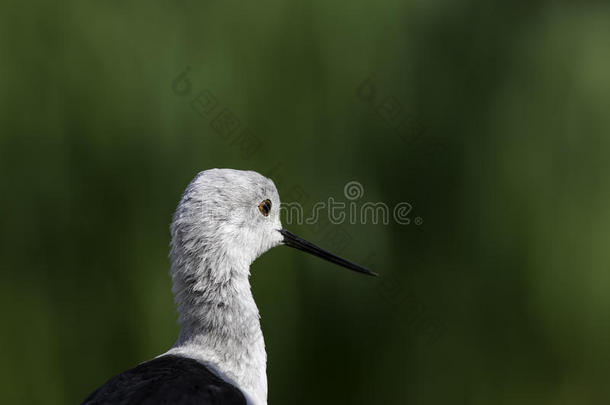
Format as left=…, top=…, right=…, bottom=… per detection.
left=82, top=169, right=376, bottom=405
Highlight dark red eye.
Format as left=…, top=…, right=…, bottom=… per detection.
left=258, top=199, right=272, bottom=216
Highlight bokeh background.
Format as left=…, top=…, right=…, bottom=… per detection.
left=2, top=1, right=610, bottom=404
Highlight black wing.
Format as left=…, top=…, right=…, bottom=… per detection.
left=81, top=355, right=246, bottom=405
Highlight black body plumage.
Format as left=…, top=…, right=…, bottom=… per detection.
left=81, top=355, right=246, bottom=405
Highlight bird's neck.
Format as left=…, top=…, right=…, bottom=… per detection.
left=166, top=259, right=267, bottom=405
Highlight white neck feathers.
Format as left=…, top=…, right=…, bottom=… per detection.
left=165, top=250, right=267, bottom=405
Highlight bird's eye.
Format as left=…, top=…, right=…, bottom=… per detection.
left=258, top=199, right=272, bottom=216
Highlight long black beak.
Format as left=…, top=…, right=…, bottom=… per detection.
left=279, top=229, right=378, bottom=276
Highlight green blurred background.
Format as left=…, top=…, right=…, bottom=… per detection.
left=1, top=1, right=609, bottom=404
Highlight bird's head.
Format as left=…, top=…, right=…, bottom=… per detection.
left=170, top=168, right=376, bottom=281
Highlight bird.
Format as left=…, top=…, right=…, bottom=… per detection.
left=81, top=168, right=376, bottom=405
